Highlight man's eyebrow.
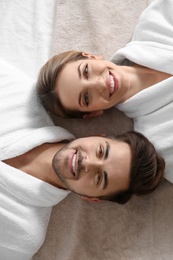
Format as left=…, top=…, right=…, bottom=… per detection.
left=102, top=141, right=110, bottom=190
left=78, top=92, right=82, bottom=107
left=103, top=171, right=108, bottom=190
left=104, top=141, right=110, bottom=160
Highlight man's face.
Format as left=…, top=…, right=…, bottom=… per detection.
left=52, top=136, right=131, bottom=198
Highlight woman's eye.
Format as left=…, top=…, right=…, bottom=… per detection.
left=99, top=145, right=103, bottom=158
left=84, top=92, right=89, bottom=107
left=83, top=64, right=88, bottom=79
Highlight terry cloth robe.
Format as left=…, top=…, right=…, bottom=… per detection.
left=0, top=58, right=74, bottom=260
left=111, top=0, right=173, bottom=183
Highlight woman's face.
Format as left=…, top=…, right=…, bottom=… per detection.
left=55, top=53, right=131, bottom=117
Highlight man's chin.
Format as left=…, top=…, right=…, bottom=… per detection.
left=55, top=170, right=74, bottom=192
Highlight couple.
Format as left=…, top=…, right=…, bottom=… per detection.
left=0, top=57, right=162, bottom=259
left=1, top=0, right=171, bottom=259
left=37, top=0, right=173, bottom=185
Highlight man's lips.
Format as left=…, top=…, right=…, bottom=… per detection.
left=69, top=149, right=78, bottom=179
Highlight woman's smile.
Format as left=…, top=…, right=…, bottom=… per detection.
left=108, top=71, right=119, bottom=97
left=55, top=55, right=131, bottom=114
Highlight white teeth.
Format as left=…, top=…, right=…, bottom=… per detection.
left=110, top=75, right=115, bottom=94
left=72, top=153, right=77, bottom=176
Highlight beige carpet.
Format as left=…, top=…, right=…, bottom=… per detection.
left=34, top=1, right=173, bottom=259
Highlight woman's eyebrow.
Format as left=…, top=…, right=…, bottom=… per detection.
left=77, top=63, right=83, bottom=107
left=78, top=63, right=82, bottom=79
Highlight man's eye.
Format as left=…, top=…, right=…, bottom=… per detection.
left=99, top=145, right=104, bottom=158
left=97, top=173, right=102, bottom=185
left=83, top=64, right=88, bottom=79
left=84, top=92, right=89, bottom=107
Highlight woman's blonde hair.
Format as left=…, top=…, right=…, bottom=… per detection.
left=36, top=50, right=89, bottom=118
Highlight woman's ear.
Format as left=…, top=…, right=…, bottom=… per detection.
left=81, top=196, right=101, bottom=202
left=82, top=52, right=102, bottom=60
left=83, top=110, right=103, bottom=119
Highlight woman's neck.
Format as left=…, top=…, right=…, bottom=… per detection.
left=122, top=64, right=171, bottom=101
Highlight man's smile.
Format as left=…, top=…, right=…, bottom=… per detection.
left=69, top=149, right=82, bottom=179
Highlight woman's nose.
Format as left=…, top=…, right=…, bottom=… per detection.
left=88, top=76, right=104, bottom=93
left=97, top=83, right=104, bottom=94
left=96, top=76, right=104, bottom=93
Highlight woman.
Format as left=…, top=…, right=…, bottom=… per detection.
left=36, top=0, right=173, bottom=183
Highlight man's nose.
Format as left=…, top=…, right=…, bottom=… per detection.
left=83, top=157, right=102, bottom=173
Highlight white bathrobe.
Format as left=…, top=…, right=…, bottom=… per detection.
left=111, top=0, right=173, bottom=183
left=0, top=1, right=74, bottom=259
left=0, top=57, right=74, bottom=260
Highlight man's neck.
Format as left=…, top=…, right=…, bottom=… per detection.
left=3, top=142, right=66, bottom=189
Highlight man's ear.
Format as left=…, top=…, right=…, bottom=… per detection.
left=82, top=52, right=102, bottom=60
left=83, top=110, right=103, bottom=119
left=97, top=133, right=106, bottom=137
left=81, top=196, right=101, bottom=203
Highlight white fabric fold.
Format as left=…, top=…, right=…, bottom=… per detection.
left=111, top=0, right=173, bottom=183
left=0, top=55, right=74, bottom=259
left=0, top=56, right=73, bottom=259
left=0, top=1, right=75, bottom=259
